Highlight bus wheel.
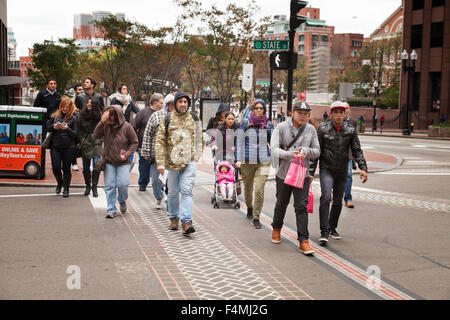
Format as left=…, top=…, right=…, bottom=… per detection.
left=24, top=162, right=40, bottom=178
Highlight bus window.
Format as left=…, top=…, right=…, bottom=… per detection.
left=16, top=124, right=42, bottom=145
left=0, top=122, right=10, bottom=144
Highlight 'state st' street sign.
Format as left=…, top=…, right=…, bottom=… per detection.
left=253, top=40, right=289, bottom=51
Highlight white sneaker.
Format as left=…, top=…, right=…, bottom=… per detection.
left=72, top=164, right=79, bottom=171
left=154, top=200, right=163, bottom=210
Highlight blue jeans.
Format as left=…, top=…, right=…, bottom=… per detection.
left=319, top=167, right=347, bottom=233
left=82, top=157, right=100, bottom=173
left=167, top=163, right=197, bottom=224
left=104, top=163, right=131, bottom=214
left=150, top=163, right=164, bottom=201
left=138, top=153, right=151, bottom=187
left=344, top=160, right=353, bottom=202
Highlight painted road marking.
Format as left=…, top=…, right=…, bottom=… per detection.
left=0, top=193, right=85, bottom=198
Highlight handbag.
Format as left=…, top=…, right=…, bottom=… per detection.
left=41, top=132, right=53, bottom=149
left=284, top=157, right=307, bottom=189
left=307, top=184, right=314, bottom=214
left=75, top=135, right=87, bottom=158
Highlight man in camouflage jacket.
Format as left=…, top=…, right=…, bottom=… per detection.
left=155, top=92, right=203, bottom=235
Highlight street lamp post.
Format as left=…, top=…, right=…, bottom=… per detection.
left=372, top=80, right=378, bottom=134
left=238, top=74, right=244, bottom=111
left=401, top=49, right=417, bottom=136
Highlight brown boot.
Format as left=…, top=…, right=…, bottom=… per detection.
left=182, top=222, right=196, bottom=235
left=271, top=228, right=281, bottom=244
left=169, top=218, right=179, bottom=231
left=299, top=240, right=315, bottom=255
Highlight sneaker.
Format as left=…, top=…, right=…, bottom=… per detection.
left=345, top=201, right=354, bottom=208
left=253, top=219, right=262, bottom=229
left=139, top=186, right=146, bottom=192
left=271, top=228, right=281, bottom=244
left=106, top=212, right=117, bottom=219
left=182, top=222, right=196, bottom=235
left=154, top=200, right=163, bottom=210
left=72, top=164, right=79, bottom=171
left=119, top=202, right=127, bottom=214
left=299, top=240, right=315, bottom=255
left=329, top=229, right=342, bottom=240
left=318, top=232, right=329, bottom=245
left=247, top=207, right=253, bottom=220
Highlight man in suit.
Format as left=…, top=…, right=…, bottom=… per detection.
left=344, top=102, right=358, bottom=208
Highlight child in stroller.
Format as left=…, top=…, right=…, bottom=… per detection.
left=212, top=160, right=240, bottom=209
left=217, top=161, right=235, bottom=201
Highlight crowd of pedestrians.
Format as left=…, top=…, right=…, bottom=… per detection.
left=35, top=77, right=369, bottom=254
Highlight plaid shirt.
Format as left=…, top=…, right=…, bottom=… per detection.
left=141, top=109, right=167, bottom=159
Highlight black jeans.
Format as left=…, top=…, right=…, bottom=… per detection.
left=51, top=148, right=75, bottom=183
left=319, top=167, right=347, bottom=233
left=272, top=176, right=310, bottom=242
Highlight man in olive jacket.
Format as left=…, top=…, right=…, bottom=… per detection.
left=310, top=101, right=368, bottom=245
left=155, top=92, right=203, bottom=235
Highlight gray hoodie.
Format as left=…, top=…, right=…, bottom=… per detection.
left=270, top=119, right=320, bottom=180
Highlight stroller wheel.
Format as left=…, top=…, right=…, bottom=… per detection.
left=237, top=202, right=241, bottom=209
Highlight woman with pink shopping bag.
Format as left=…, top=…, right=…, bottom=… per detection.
left=270, top=101, right=320, bottom=255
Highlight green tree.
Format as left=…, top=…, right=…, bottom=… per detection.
left=92, top=15, right=151, bottom=94
left=176, top=0, right=270, bottom=102
left=28, top=38, right=79, bottom=94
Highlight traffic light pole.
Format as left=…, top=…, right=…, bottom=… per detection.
left=269, top=68, right=273, bottom=121
left=287, top=29, right=295, bottom=115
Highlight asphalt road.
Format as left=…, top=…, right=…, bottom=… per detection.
left=1, top=135, right=449, bottom=300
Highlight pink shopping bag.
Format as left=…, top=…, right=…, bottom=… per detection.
left=307, top=184, right=314, bottom=214
left=284, top=157, right=307, bottom=189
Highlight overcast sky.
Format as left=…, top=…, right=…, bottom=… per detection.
left=7, top=0, right=401, bottom=57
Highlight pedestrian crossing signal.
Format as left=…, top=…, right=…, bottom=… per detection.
left=270, top=51, right=298, bottom=70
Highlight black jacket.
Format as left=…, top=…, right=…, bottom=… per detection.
left=75, top=92, right=105, bottom=111
left=111, top=97, right=139, bottom=123
left=33, top=89, right=61, bottom=121
left=310, top=121, right=367, bottom=175
left=133, top=107, right=156, bottom=150
left=46, top=114, right=79, bottom=149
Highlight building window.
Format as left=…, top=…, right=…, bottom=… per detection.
left=411, top=25, right=423, bottom=49
left=299, top=45, right=304, bottom=55
left=299, top=35, right=304, bottom=42
left=352, top=40, right=362, bottom=48
left=413, top=0, right=424, bottom=10
left=312, top=34, right=319, bottom=42
left=321, top=35, right=328, bottom=42
left=431, top=72, right=441, bottom=112
left=430, top=22, right=444, bottom=48
left=432, top=0, right=445, bottom=7
left=284, top=36, right=289, bottom=40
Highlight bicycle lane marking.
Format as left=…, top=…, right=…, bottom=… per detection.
left=201, top=184, right=419, bottom=300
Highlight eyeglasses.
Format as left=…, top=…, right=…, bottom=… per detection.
left=253, top=107, right=264, bottom=111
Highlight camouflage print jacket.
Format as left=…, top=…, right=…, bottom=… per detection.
left=155, top=110, right=203, bottom=171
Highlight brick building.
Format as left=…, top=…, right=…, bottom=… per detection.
left=265, top=7, right=334, bottom=65
left=401, top=0, right=450, bottom=129
left=331, top=33, right=364, bottom=69
left=19, top=49, right=34, bottom=78
left=369, top=5, right=404, bottom=88
left=73, top=11, right=125, bottom=51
